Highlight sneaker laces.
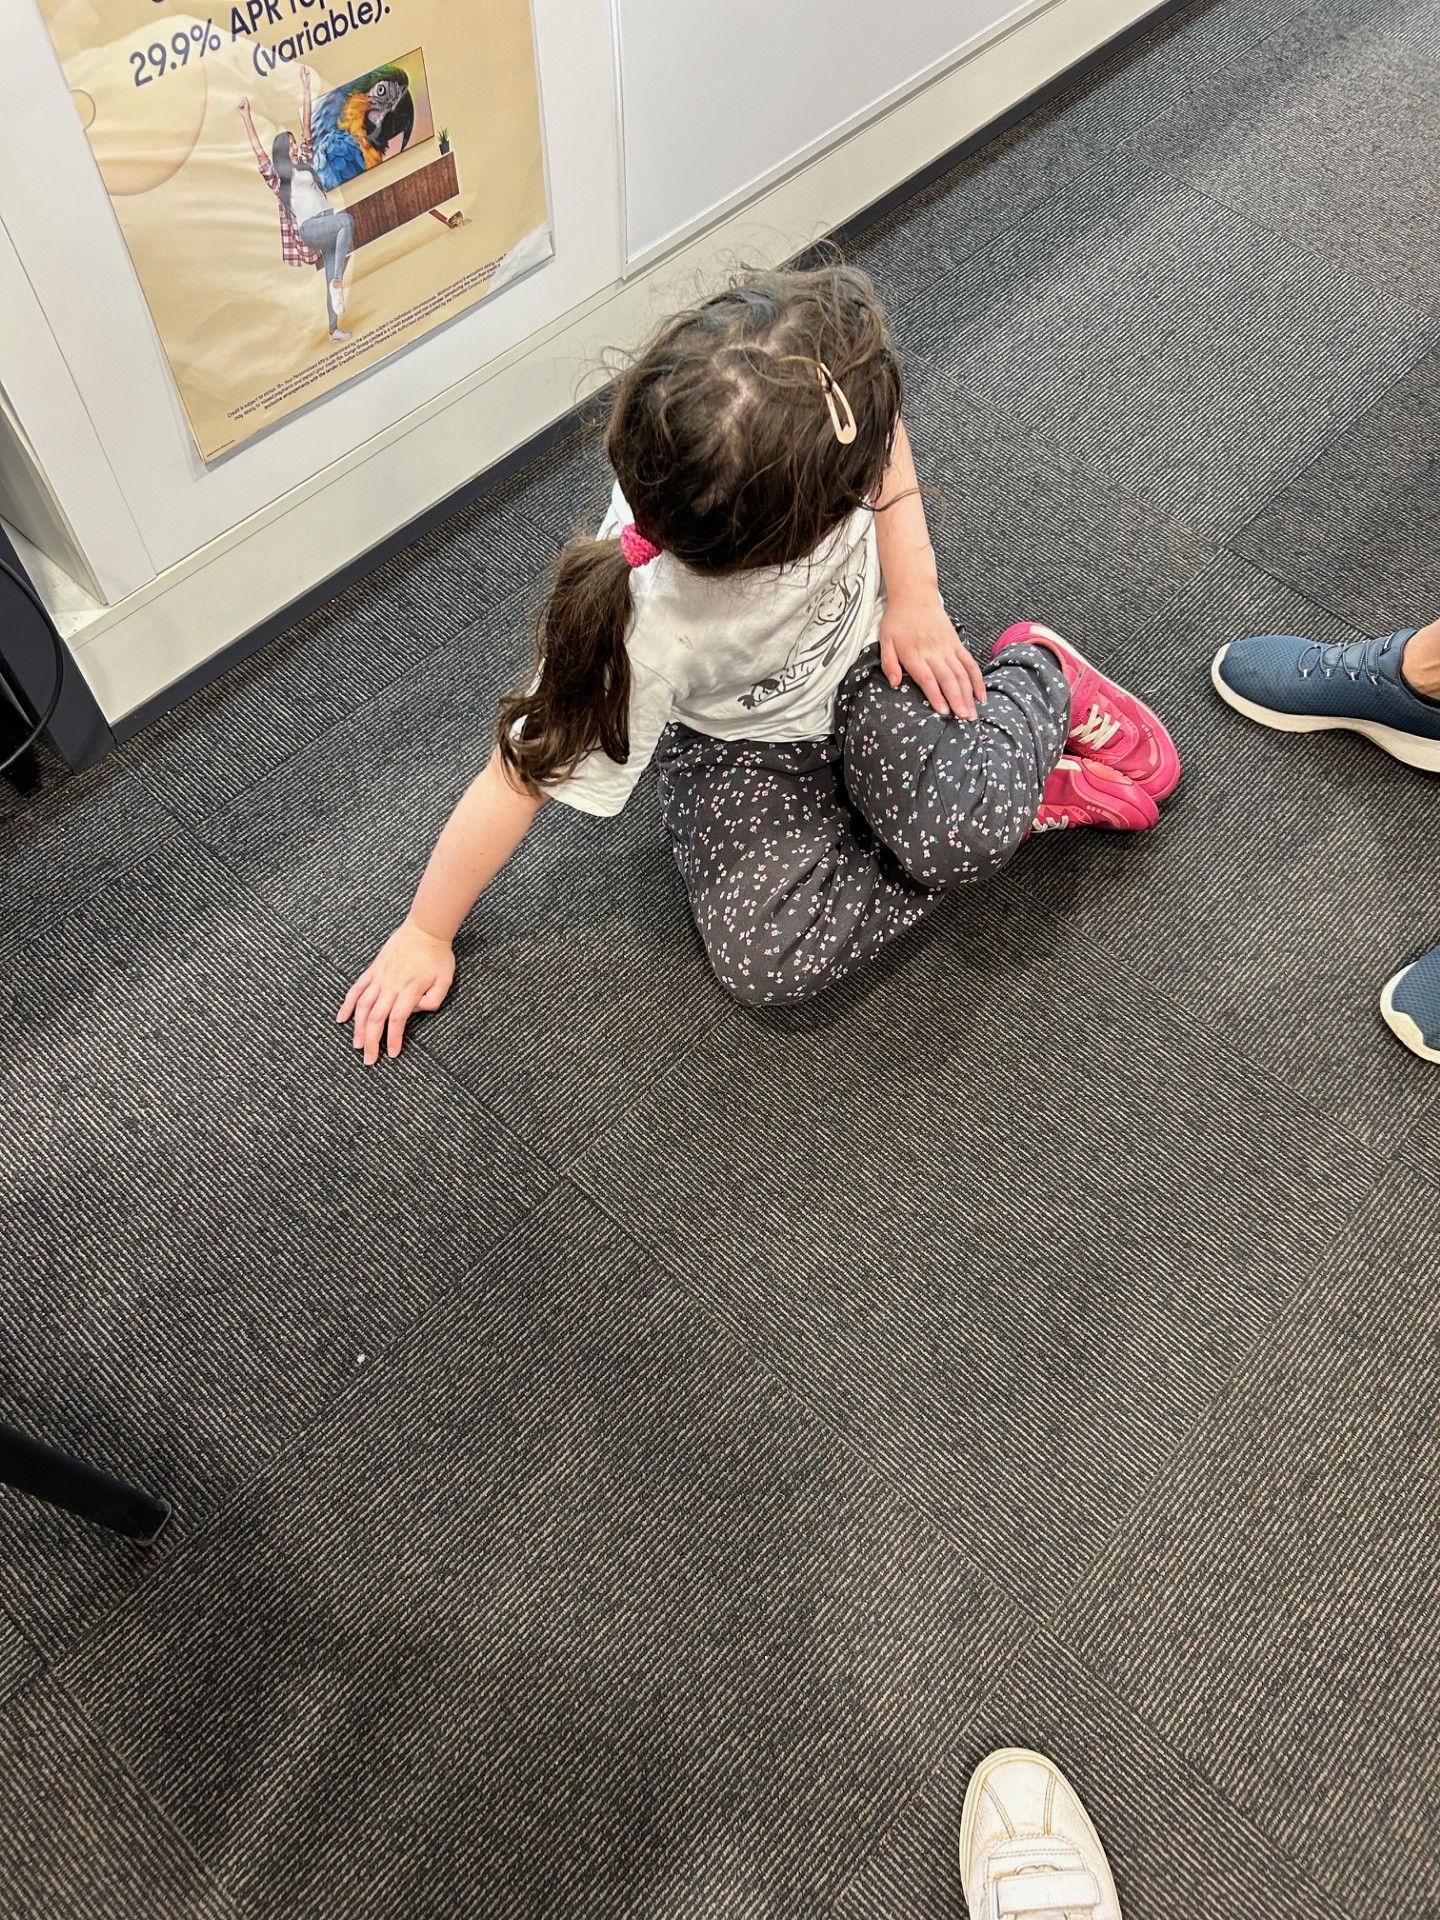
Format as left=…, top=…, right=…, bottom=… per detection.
left=1069, top=703, right=1122, bottom=750
left=1298, top=633, right=1398, bottom=685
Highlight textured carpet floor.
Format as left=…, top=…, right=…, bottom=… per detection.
left=4, top=2, right=1439, bottom=1915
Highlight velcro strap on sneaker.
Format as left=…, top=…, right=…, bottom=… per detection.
left=993, top=1867, right=1100, bottom=1915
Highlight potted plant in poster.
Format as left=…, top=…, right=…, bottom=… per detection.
left=438, top=127, right=450, bottom=155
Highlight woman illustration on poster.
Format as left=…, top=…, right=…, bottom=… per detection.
left=239, top=69, right=355, bottom=344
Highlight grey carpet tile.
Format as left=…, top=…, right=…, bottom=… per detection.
left=0, top=1610, right=40, bottom=1708
left=1394, top=1037, right=1440, bottom=1171
left=0, top=746, right=175, bottom=962
left=1013, top=548, right=1440, bottom=1146
left=1213, top=772, right=1440, bottom=1141
left=489, top=411, right=613, bottom=546
left=902, top=159, right=1438, bottom=540
left=1062, top=1166, right=1440, bottom=1920
left=59, top=1189, right=1027, bottom=1920
left=125, top=548, right=548, bottom=829
left=340, top=484, right=555, bottom=640
left=901, top=357, right=1215, bottom=649
left=573, top=881, right=1374, bottom=1609
left=122, top=666, right=320, bottom=827
left=200, top=613, right=726, bottom=1164
left=856, top=0, right=1309, bottom=304
left=1231, top=348, right=1440, bottom=636
left=834, top=1633, right=1347, bottom=1920
left=118, top=589, right=471, bottom=828
left=0, top=1674, right=239, bottom=1920
left=193, top=602, right=534, bottom=960
left=387, top=769, right=728, bottom=1163
left=1, top=832, right=551, bottom=1659
left=1125, top=0, right=1440, bottom=316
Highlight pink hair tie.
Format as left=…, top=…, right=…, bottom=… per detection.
left=619, top=522, right=662, bottom=569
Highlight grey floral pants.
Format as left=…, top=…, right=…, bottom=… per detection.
left=656, top=642, right=1070, bottom=1006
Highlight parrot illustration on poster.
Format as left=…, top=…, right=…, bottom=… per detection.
left=311, top=67, right=415, bottom=189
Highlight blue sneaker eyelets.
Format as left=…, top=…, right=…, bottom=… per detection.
left=1212, top=628, right=1440, bottom=773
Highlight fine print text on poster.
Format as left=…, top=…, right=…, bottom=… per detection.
left=40, top=0, right=553, bottom=460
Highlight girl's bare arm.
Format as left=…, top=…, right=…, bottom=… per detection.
left=237, top=99, right=268, bottom=166
left=872, top=420, right=940, bottom=603
left=339, top=748, right=545, bottom=1064
left=872, top=419, right=986, bottom=720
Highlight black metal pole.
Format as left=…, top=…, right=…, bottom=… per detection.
left=0, top=672, right=40, bottom=792
left=0, top=1423, right=170, bottom=1544
left=0, top=525, right=114, bottom=774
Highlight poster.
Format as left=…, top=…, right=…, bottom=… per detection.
left=38, top=0, right=553, bottom=460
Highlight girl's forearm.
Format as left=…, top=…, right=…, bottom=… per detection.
left=873, top=420, right=940, bottom=608
left=408, top=748, right=544, bottom=942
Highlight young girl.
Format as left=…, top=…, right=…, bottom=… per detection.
left=339, top=265, right=1178, bottom=1063
left=239, top=72, right=355, bottom=344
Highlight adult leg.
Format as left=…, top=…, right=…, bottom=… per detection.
left=656, top=726, right=944, bottom=1008
left=839, top=641, right=1071, bottom=888
left=1402, top=616, right=1440, bottom=699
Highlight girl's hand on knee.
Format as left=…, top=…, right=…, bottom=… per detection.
left=880, top=596, right=987, bottom=721
left=338, top=919, right=456, bottom=1066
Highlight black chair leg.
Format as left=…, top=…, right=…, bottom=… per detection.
left=0, top=1423, right=171, bottom=1544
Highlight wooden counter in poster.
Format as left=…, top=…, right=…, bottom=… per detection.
left=349, top=153, right=462, bottom=249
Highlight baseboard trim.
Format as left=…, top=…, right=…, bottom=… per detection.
left=112, top=0, right=1181, bottom=747
left=111, top=401, right=600, bottom=744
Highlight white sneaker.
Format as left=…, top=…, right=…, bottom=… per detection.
left=330, top=280, right=346, bottom=316
left=960, top=1748, right=1122, bottom=1919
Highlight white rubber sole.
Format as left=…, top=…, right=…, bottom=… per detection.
left=1210, top=645, right=1440, bottom=773
left=1380, top=967, right=1440, bottom=1063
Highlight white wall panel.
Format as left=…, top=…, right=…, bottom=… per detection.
left=615, top=0, right=1041, bottom=261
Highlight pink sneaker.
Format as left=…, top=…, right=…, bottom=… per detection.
left=993, top=621, right=1181, bottom=802
left=1033, top=755, right=1159, bottom=833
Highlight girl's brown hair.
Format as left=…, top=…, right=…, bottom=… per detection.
left=497, top=262, right=903, bottom=793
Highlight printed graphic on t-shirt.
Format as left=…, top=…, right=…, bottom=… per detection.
left=739, top=548, right=869, bottom=711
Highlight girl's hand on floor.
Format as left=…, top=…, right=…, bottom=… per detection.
left=337, top=919, right=455, bottom=1066
left=880, top=596, right=987, bottom=721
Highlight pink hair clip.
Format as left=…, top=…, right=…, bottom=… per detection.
left=619, top=522, right=662, bottom=568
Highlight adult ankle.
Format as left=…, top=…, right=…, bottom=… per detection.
left=1401, top=622, right=1440, bottom=702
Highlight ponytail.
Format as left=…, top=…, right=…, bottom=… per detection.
left=496, top=536, right=635, bottom=793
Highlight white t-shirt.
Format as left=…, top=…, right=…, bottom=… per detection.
left=547, top=482, right=885, bottom=816
left=288, top=167, right=330, bottom=229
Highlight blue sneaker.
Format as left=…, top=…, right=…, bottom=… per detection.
left=1211, top=628, right=1440, bottom=772
left=1381, top=944, right=1440, bottom=1063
